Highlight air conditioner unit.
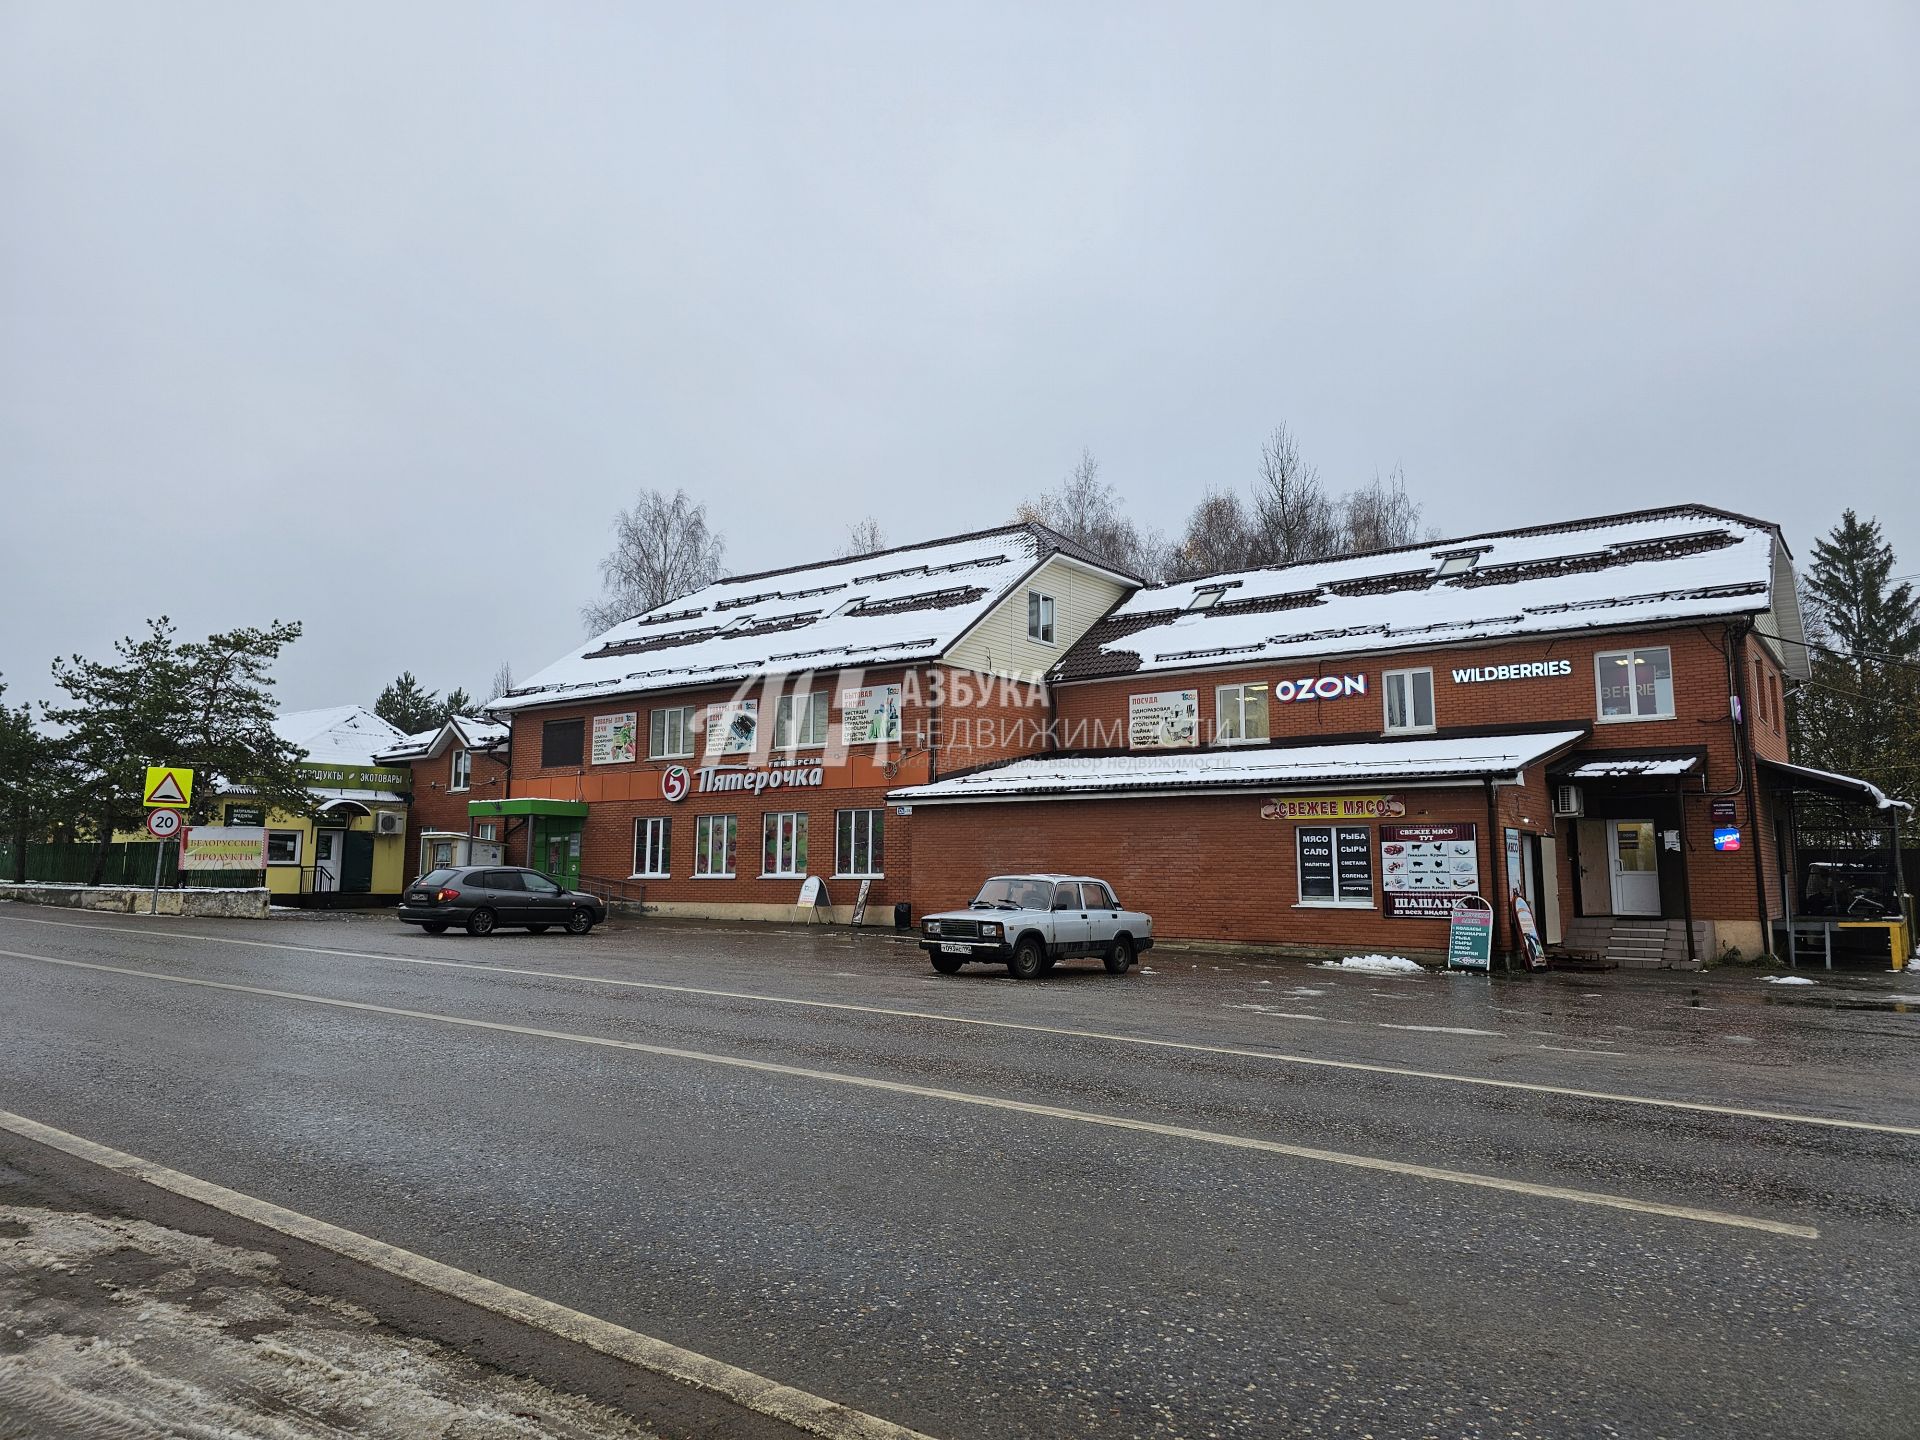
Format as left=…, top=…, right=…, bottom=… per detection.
left=375, top=810, right=406, bottom=836
left=1551, top=784, right=1584, bottom=818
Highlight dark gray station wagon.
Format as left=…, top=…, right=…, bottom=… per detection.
left=396, top=866, right=607, bottom=936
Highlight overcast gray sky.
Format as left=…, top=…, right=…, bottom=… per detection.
left=4, top=2, right=1915, bottom=713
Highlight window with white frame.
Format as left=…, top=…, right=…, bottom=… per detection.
left=428, top=839, right=455, bottom=870
left=835, top=809, right=884, bottom=877
left=1296, top=825, right=1374, bottom=906
left=449, top=748, right=471, bottom=791
left=266, top=830, right=301, bottom=866
left=634, top=816, right=671, bottom=877
left=473, top=822, right=497, bottom=841
left=1595, top=646, right=1675, bottom=722
left=1214, top=682, right=1269, bottom=743
left=1027, top=590, right=1056, bottom=644
left=1383, top=669, right=1436, bottom=733
left=774, top=691, right=830, bottom=748
left=650, top=705, right=696, bottom=759
left=762, top=811, right=809, bottom=877
left=694, top=815, right=737, bottom=877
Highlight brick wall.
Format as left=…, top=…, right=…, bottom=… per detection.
left=401, top=746, right=510, bottom=875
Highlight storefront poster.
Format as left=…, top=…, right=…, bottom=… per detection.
left=839, top=684, right=901, bottom=745
left=1513, top=895, right=1546, bottom=970
left=591, top=711, right=637, bottom=765
left=1262, top=794, right=1407, bottom=822
left=223, top=804, right=266, bottom=827
left=1129, top=690, right=1199, bottom=749
left=1446, top=900, right=1494, bottom=971
left=703, top=700, right=759, bottom=757
left=1381, top=822, right=1480, bottom=918
left=181, top=827, right=266, bottom=871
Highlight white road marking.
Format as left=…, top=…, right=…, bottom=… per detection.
left=0, top=1107, right=939, bottom=1440
left=0, top=946, right=1820, bottom=1239
left=1377, top=1024, right=1506, bottom=1037
left=3, top=911, right=1917, bottom=1138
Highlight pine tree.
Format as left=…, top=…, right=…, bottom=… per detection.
left=1805, top=511, right=1920, bottom=665
left=1791, top=514, right=1920, bottom=808
left=0, top=676, right=73, bottom=882
left=43, top=618, right=312, bottom=879
left=374, top=672, right=442, bottom=734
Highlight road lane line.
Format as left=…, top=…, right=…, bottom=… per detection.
left=0, top=1108, right=938, bottom=1440
left=0, top=947, right=1821, bottom=1239
left=3, top=911, right=1915, bottom=1139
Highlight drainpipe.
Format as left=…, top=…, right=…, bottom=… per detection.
left=1673, top=774, right=1697, bottom=965
left=1727, top=622, right=1773, bottom=956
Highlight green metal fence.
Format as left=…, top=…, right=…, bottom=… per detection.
left=0, top=841, right=262, bottom=890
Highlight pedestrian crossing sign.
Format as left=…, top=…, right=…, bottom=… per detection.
left=143, top=766, right=194, bottom=809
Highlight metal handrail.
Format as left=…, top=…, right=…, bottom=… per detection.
left=579, top=874, right=647, bottom=905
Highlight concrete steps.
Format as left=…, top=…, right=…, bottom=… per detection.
left=1560, top=917, right=1711, bottom=970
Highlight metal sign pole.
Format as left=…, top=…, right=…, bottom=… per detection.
left=150, top=837, right=164, bottom=915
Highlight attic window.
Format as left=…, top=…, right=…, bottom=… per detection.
left=1434, top=552, right=1480, bottom=578
left=831, top=596, right=865, bottom=617
left=1187, top=585, right=1231, bottom=612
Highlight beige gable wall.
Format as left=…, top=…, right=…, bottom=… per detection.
left=945, top=555, right=1131, bottom=681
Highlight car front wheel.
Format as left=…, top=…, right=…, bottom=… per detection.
left=1007, top=936, right=1046, bottom=980
left=564, top=908, right=595, bottom=935
left=465, top=908, right=497, bottom=937
left=1104, top=936, right=1135, bottom=975
left=930, top=952, right=964, bottom=974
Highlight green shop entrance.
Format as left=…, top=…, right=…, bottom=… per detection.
left=467, top=798, right=589, bottom=890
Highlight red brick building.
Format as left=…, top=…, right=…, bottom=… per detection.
left=892, top=505, right=1869, bottom=967
left=375, top=717, right=512, bottom=878
left=486, top=524, right=1138, bottom=922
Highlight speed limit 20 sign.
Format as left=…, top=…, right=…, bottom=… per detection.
left=145, top=808, right=183, bottom=840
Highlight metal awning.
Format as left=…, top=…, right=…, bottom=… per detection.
left=1556, top=753, right=1703, bottom=780
left=1759, top=758, right=1913, bottom=814
left=467, top=797, right=589, bottom=818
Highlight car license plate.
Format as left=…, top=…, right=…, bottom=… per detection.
left=407, top=893, right=430, bottom=903
left=939, top=942, right=970, bottom=954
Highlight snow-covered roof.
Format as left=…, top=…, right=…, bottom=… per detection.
left=496, top=523, right=1129, bottom=712
left=1760, top=758, right=1913, bottom=814
left=374, top=715, right=511, bottom=764
left=275, top=707, right=409, bottom=768
left=1560, top=755, right=1701, bottom=779
left=1056, top=505, right=1785, bottom=684
left=890, top=730, right=1586, bottom=804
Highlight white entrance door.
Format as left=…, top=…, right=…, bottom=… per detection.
left=1608, top=821, right=1661, bottom=916
left=315, top=829, right=345, bottom=891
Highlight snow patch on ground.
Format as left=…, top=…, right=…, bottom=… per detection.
left=1762, top=975, right=1818, bottom=986
left=1315, top=954, right=1427, bottom=974
left=1377, top=1023, right=1504, bottom=1037
left=0, top=1206, right=661, bottom=1439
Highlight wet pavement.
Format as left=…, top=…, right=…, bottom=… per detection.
left=0, top=901, right=1916, bottom=1437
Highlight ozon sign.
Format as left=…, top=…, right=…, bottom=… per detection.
left=1275, top=673, right=1367, bottom=703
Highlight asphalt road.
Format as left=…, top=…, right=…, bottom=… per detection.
left=2, top=902, right=1917, bottom=1438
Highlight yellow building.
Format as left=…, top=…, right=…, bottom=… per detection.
left=228, top=707, right=414, bottom=906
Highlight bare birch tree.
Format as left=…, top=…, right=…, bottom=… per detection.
left=582, top=488, right=727, bottom=633
left=840, top=518, right=887, bottom=557
left=1250, top=424, right=1342, bottom=565
left=1016, top=449, right=1166, bottom=579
